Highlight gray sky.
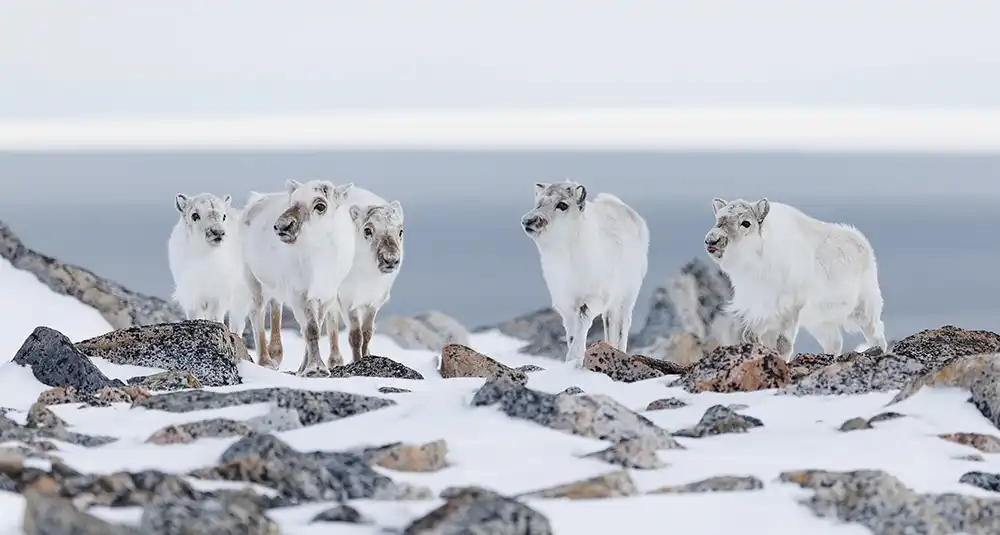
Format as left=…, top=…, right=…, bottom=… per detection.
left=4, top=0, right=1000, bottom=118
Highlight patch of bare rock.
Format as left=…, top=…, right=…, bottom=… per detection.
left=582, top=341, right=688, bottom=383
left=404, top=486, right=552, bottom=534
left=672, top=405, right=764, bottom=438
left=439, top=343, right=527, bottom=385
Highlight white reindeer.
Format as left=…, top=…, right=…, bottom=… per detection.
left=703, top=197, right=888, bottom=361
left=240, top=179, right=355, bottom=375
left=167, top=192, right=248, bottom=335
left=321, top=186, right=405, bottom=367
left=521, top=180, right=649, bottom=365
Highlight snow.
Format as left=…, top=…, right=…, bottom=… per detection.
left=4, top=109, right=1000, bottom=152
left=1, top=258, right=998, bottom=534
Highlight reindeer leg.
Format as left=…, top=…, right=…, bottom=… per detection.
left=347, top=310, right=364, bottom=363
left=267, top=299, right=284, bottom=367
left=294, top=296, right=328, bottom=376
left=244, top=267, right=273, bottom=368
left=326, top=307, right=344, bottom=368
left=360, top=305, right=377, bottom=358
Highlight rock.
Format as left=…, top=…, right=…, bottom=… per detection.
left=25, top=403, right=66, bottom=430
left=673, top=343, right=789, bottom=393
left=516, top=365, right=545, bottom=373
left=780, top=468, right=1000, bottom=534
left=1, top=220, right=182, bottom=329
left=520, top=470, right=638, bottom=500
left=378, top=386, right=411, bottom=394
left=36, top=387, right=83, bottom=406
left=960, top=471, right=1000, bottom=492
left=134, top=387, right=395, bottom=427
left=582, top=341, right=665, bottom=383
left=127, top=371, right=203, bottom=391
left=75, top=320, right=247, bottom=387
left=1, top=412, right=116, bottom=448
left=787, top=353, right=837, bottom=381
left=839, top=417, right=872, bottom=432
left=582, top=437, right=669, bottom=469
left=139, top=495, right=280, bottom=535
left=21, top=489, right=137, bottom=535
left=784, top=349, right=935, bottom=396
left=245, top=406, right=303, bottom=434
left=311, top=504, right=367, bottom=524
left=378, top=310, right=470, bottom=352
left=645, top=398, right=687, bottom=411
left=893, top=325, right=1000, bottom=363
left=672, top=405, right=764, bottom=438
left=482, top=306, right=602, bottom=359
left=403, top=486, right=552, bottom=535
left=147, top=419, right=256, bottom=445
left=370, top=440, right=449, bottom=473
left=890, top=354, right=1000, bottom=430
left=940, top=433, right=1000, bottom=454
left=472, top=379, right=681, bottom=448
left=956, top=454, right=986, bottom=462
left=649, top=475, right=764, bottom=494
left=636, top=332, right=706, bottom=369
left=189, top=434, right=431, bottom=505
left=93, top=386, right=150, bottom=405
left=560, top=386, right=584, bottom=395
left=12, top=326, right=126, bottom=392
left=869, top=411, right=905, bottom=424
left=439, top=344, right=527, bottom=385
left=327, top=355, right=424, bottom=380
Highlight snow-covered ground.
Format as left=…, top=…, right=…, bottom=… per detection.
left=1, top=256, right=998, bottom=534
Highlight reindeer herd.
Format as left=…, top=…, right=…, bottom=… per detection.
left=169, top=179, right=889, bottom=376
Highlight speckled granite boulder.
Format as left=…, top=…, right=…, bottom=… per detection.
left=439, top=344, right=526, bottom=385
left=12, top=326, right=125, bottom=393
left=327, top=355, right=424, bottom=380
left=76, top=320, right=247, bottom=387
left=673, top=343, right=789, bottom=393
left=127, top=371, right=203, bottom=391
left=403, top=486, right=552, bottom=534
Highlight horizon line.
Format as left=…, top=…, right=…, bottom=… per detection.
left=3, top=108, right=1000, bottom=152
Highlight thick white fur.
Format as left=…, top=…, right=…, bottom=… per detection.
left=322, top=186, right=405, bottom=365
left=240, top=180, right=356, bottom=374
left=706, top=198, right=888, bottom=361
left=523, top=182, right=649, bottom=364
left=167, top=193, right=249, bottom=335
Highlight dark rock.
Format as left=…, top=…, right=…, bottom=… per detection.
left=471, top=379, right=681, bottom=448
left=127, top=371, right=203, bottom=391
left=649, top=475, right=764, bottom=494
left=519, top=470, right=638, bottom=500
left=75, top=320, right=247, bottom=387
left=403, top=486, right=552, bottom=534
left=869, top=411, right=906, bottom=424
left=894, top=326, right=1000, bottom=363
left=960, top=471, right=1000, bottom=492
left=582, top=437, right=670, bottom=469
left=12, top=326, right=125, bottom=393
left=645, top=398, right=687, bottom=411
left=311, top=504, right=367, bottom=524
left=560, top=386, right=584, bottom=395
left=327, top=355, right=424, bottom=380
left=781, top=468, right=1000, bottom=534
left=378, top=386, right=411, bottom=394
left=582, top=341, right=666, bottom=383
left=673, top=343, right=788, bottom=393
left=378, top=311, right=470, bottom=353
left=438, top=344, right=526, bottom=385
left=1, top=220, right=182, bottom=329
left=138, top=494, right=280, bottom=535
left=783, top=348, right=926, bottom=396
left=21, top=489, right=137, bottom=535
left=516, top=365, right=545, bottom=373
left=939, top=433, right=1000, bottom=453
left=672, top=405, right=763, bottom=438
left=134, top=387, right=394, bottom=427
left=1, top=412, right=116, bottom=448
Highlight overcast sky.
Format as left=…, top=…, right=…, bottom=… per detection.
left=3, top=0, right=1000, bottom=118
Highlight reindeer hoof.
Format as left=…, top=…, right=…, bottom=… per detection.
left=327, top=355, right=344, bottom=368
left=257, top=357, right=280, bottom=371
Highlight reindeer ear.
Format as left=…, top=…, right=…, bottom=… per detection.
left=389, top=200, right=403, bottom=222
left=754, top=198, right=770, bottom=224
left=222, top=194, right=232, bottom=207
left=349, top=205, right=364, bottom=223
left=285, top=179, right=303, bottom=195
left=332, top=182, right=354, bottom=201
left=712, top=198, right=727, bottom=214
left=175, top=194, right=189, bottom=213
left=534, top=182, right=548, bottom=195
left=574, top=185, right=587, bottom=210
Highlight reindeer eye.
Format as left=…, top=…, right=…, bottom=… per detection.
left=191, top=213, right=200, bottom=222
left=398, top=229, right=404, bottom=238
left=222, top=214, right=227, bottom=221
left=314, top=202, right=327, bottom=213
left=556, top=202, right=569, bottom=211
left=364, top=227, right=373, bottom=238
left=741, top=221, right=751, bottom=228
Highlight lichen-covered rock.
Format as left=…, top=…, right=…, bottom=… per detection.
left=561, top=386, right=584, bottom=395
left=939, top=433, right=1000, bottom=454
left=327, top=355, right=424, bottom=380
left=244, top=406, right=302, bottom=434
left=472, top=379, right=679, bottom=447
left=134, top=387, right=395, bottom=427
left=138, top=494, right=280, bottom=535
left=147, top=419, right=256, bottom=445
left=378, top=386, right=411, bottom=394
left=21, top=489, right=137, bottom=535
left=379, top=311, right=470, bottom=353
left=894, top=326, right=1000, bottom=363
left=403, top=486, right=552, bottom=535
left=25, top=403, right=66, bottom=430
left=311, top=504, right=367, bottom=524
left=369, top=440, right=449, bottom=473
left=646, top=398, right=687, bottom=411
left=439, top=344, right=527, bottom=385
left=960, top=471, right=1000, bottom=493
left=582, top=341, right=667, bottom=383
left=516, top=364, right=545, bottom=373
left=649, top=475, right=764, bottom=494
left=127, top=371, right=203, bottom=391
left=780, top=468, right=1000, bottom=534
left=674, top=343, right=789, bottom=393
left=520, top=470, right=639, bottom=500
left=1, top=412, right=116, bottom=448
left=75, top=320, right=247, bottom=387
left=36, top=387, right=83, bottom=406
left=890, top=354, right=1000, bottom=430
left=12, top=326, right=126, bottom=392
left=784, top=349, right=929, bottom=396
left=673, top=405, right=764, bottom=438
left=93, top=386, right=151, bottom=405
left=582, top=437, right=671, bottom=469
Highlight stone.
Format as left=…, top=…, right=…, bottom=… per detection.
left=649, top=475, right=764, bottom=494
left=378, top=386, right=411, bottom=394
left=893, top=325, right=1000, bottom=363
left=36, top=387, right=83, bottom=406
left=139, top=495, right=280, bottom=535
left=472, top=379, right=680, bottom=448
left=516, top=364, right=545, bottom=373
left=519, top=470, right=639, bottom=500
left=21, top=489, right=137, bottom=535
left=439, top=344, right=527, bottom=385
left=560, top=386, right=584, bottom=395
left=672, top=405, right=764, bottom=438
left=403, top=486, right=552, bottom=535
left=674, top=343, right=789, bottom=393
left=889, top=354, right=1000, bottom=430
left=244, top=406, right=303, bottom=434
left=1, top=220, right=183, bottom=329
left=327, top=355, right=425, bottom=380
left=379, top=310, right=470, bottom=353
left=75, top=320, right=247, bottom=387
left=582, top=341, right=666, bottom=383
left=838, top=417, right=872, bottom=432
left=645, top=398, right=687, bottom=411
left=1, top=412, right=116, bottom=448
left=960, top=471, right=1000, bottom=492
left=582, top=437, right=670, bottom=469
left=127, top=370, right=203, bottom=391
left=784, top=349, right=931, bottom=396
left=311, top=504, right=367, bottom=524
left=370, top=440, right=449, bottom=473
left=134, top=387, right=395, bottom=427
left=939, top=433, right=1000, bottom=453
left=25, top=403, right=66, bottom=430
left=93, top=386, right=150, bottom=405
left=12, top=326, right=126, bottom=393
left=147, top=419, right=256, bottom=445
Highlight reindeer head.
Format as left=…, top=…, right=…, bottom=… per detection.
left=273, top=179, right=353, bottom=244
left=704, top=197, right=770, bottom=262
left=350, top=201, right=404, bottom=274
left=174, top=192, right=232, bottom=247
left=521, top=180, right=588, bottom=238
